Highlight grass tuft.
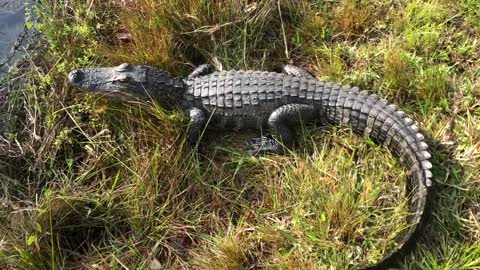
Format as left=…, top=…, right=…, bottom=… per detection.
left=99, top=0, right=307, bottom=73
left=332, top=0, right=373, bottom=37
left=1, top=0, right=480, bottom=269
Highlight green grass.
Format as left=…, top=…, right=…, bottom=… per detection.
left=1, top=0, right=480, bottom=269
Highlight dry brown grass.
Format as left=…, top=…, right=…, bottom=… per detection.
left=1, top=0, right=480, bottom=269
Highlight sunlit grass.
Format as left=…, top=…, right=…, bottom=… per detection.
left=1, top=0, right=479, bottom=269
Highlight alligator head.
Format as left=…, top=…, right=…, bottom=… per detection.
left=68, top=63, right=186, bottom=105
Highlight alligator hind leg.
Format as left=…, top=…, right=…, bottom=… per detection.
left=187, top=107, right=207, bottom=145
left=248, top=104, right=317, bottom=155
left=282, top=64, right=316, bottom=80
left=188, top=64, right=213, bottom=79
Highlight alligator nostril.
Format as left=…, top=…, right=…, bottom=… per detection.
left=68, top=70, right=83, bottom=85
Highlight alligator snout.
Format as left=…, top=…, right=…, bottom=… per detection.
left=68, top=69, right=84, bottom=86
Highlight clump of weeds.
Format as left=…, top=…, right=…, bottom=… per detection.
left=1, top=0, right=480, bottom=269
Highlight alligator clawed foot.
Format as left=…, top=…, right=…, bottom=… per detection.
left=246, top=136, right=285, bottom=156
left=186, top=139, right=208, bottom=156
left=246, top=136, right=267, bottom=156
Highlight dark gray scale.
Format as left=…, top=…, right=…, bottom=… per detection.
left=348, top=91, right=363, bottom=130
left=382, top=105, right=422, bottom=147
left=324, top=81, right=333, bottom=90
left=343, top=84, right=360, bottom=92
left=187, top=75, right=202, bottom=110
left=233, top=75, right=243, bottom=109
left=331, top=82, right=342, bottom=93
left=332, top=83, right=348, bottom=109
left=322, top=82, right=338, bottom=122
left=389, top=129, right=412, bottom=158
left=406, top=125, right=429, bottom=155
left=392, top=129, right=416, bottom=160
left=208, top=75, right=218, bottom=107
left=383, top=103, right=399, bottom=125
left=327, top=91, right=340, bottom=124
left=306, top=78, right=317, bottom=101
left=241, top=73, right=251, bottom=107
left=299, top=78, right=308, bottom=99
left=376, top=115, right=396, bottom=144
left=361, top=94, right=380, bottom=137
left=283, top=75, right=293, bottom=102
left=274, top=73, right=285, bottom=100
left=304, top=78, right=315, bottom=99
left=242, top=73, right=263, bottom=129
left=200, top=77, right=210, bottom=108
left=409, top=161, right=423, bottom=180
left=330, top=83, right=342, bottom=115
left=265, top=74, right=276, bottom=103
left=385, top=121, right=404, bottom=153
left=382, top=114, right=402, bottom=147
left=250, top=73, right=259, bottom=106
left=342, top=91, right=359, bottom=126
left=313, top=80, right=323, bottom=101
left=319, top=87, right=332, bottom=123
left=335, top=89, right=349, bottom=124
left=350, top=90, right=369, bottom=134
left=290, top=77, right=300, bottom=99
left=220, top=70, right=239, bottom=129
left=385, top=108, right=421, bottom=144
left=217, top=76, right=225, bottom=108
left=263, top=72, right=276, bottom=105
left=401, top=129, right=421, bottom=153
left=224, top=75, right=234, bottom=109
left=395, top=128, right=429, bottom=167
left=391, top=129, right=430, bottom=175
left=257, top=75, right=267, bottom=104
left=369, top=101, right=389, bottom=141
left=399, top=145, right=418, bottom=168
left=185, top=80, right=195, bottom=102
left=192, top=78, right=201, bottom=101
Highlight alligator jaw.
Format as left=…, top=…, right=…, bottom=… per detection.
left=68, top=63, right=149, bottom=101
left=68, top=63, right=188, bottom=105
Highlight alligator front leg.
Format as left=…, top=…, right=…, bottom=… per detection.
left=187, top=107, right=207, bottom=145
left=188, top=64, right=213, bottom=79
left=249, top=104, right=317, bottom=155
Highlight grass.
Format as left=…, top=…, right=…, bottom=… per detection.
left=1, top=0, right=479, bottom=269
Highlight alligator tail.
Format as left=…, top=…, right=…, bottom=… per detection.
left=320, top=86, right=432, bottom=269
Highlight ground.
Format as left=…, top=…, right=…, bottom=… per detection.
left=0, top=0, right=479, bottom=269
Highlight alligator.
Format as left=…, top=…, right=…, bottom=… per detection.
left=67, top=63, right=433, bottom=269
